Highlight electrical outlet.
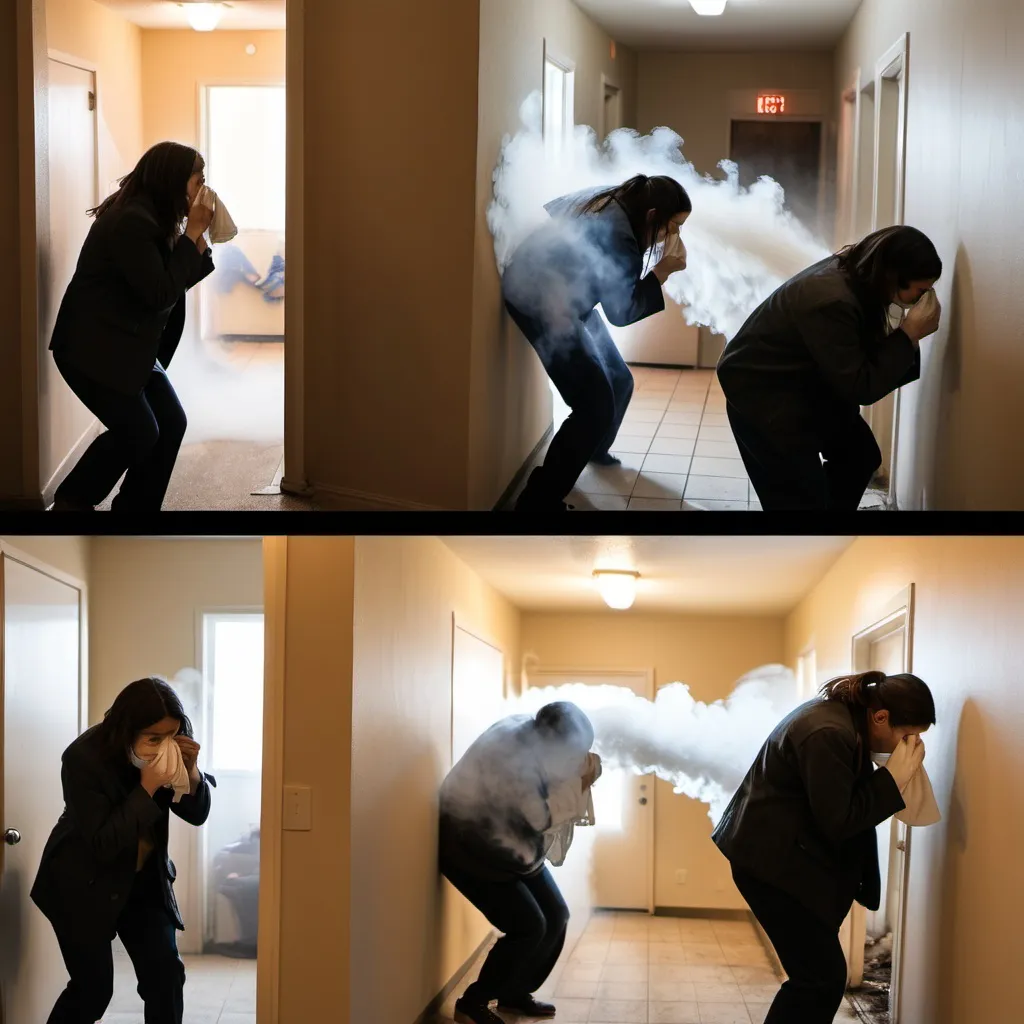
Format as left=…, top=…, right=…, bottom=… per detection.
left=283, top=784, right=312, bottom=831
left=675, top=869, right=688, bottom=885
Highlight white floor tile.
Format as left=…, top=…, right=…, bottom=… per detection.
left=571, top=492, right=631, bottom=511
left=623, top=408, right=666, bottom=424
left=699, top=500, right=750, bottom=511
left=628, top=498, right=683, bottom=511
left=656, top=422, right=701, bottom=440
left=649, top=436, right=697, bottom=457
left=697, top=425, right=737, bottom=443
left=643, top=453, right=693, bottom=475
left=689, top=456, right=747, bottom=479
left=633, top=472, right=687, bottom=500
left=695, top=440, right=741, bottom=460
left=613, top=435, right=656, bottom=454
left=700, top=413, right=730, bottom=427
left=684, top=476, right=749, bottom=501
left=662, top=411, right=703, bottom=426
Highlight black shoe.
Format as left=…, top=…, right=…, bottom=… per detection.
left=453, top=997, right=505, bottom=1024
left=589, top=451, right=622, bottom=467
left=496, top=995, right=556, bottom=1017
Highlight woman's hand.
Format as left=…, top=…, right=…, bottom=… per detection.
left=653, top=233, right=687, bottom=284
left=581, top=752, right=603, bottom=790
left=140, top=756, right=177, bottom=797
left=885, top=734, right=925, bottom=792
left=185, top=190, right=214, bottom=243
left=175, top=736, right=202, bottom=780
left=902, top=290, right=941, bottom=343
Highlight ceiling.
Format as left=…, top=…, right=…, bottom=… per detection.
left=442, top=536, right=855, bottom=615
left=93, top=0, right=286, bottom=30
left=574, top=0, right=863, bottom=51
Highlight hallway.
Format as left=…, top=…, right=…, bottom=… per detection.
left=431, top=911, right=861, bottom=1024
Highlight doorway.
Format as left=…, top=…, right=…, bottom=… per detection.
left=601, top=77, right=622, bottom=140
left=526, top=669, right=655, bottom=915
left=844, top=583, right=916, bottom=1023
left=0, top=542, right=86, bottom=1024
left=729, top=119, right=824, bottom=237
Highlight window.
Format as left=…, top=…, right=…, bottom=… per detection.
left=202, top=612, right=265, bottom=772
left=543, top=48, right=575, bottom=162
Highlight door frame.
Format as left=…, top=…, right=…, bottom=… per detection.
left=599, top=73, right=622, bottom=141
left=847, top=583, right=915, bottom=1020
left=191, top=604, right=265, bottom=953
left=527, top=666, right=656, bottom=914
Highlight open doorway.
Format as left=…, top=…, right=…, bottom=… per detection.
left=601, top=76, right=622, bottom=140
left=843, top=584, right=916, bottom=1024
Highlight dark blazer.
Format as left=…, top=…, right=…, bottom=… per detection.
left=30, top=724, right=216, bottom=938
left=502, top=188, right=666, bottom=329
left=711, top=699, right=905, bottom=929
left=717, top=256, right=921, bottom=439
left=49, top=196, right=215, bottom=396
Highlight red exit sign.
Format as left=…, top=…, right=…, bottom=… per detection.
left=757, top=94, right=787, bottom=115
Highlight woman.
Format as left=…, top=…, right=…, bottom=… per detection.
left=49, top=141, right=216, bottom=512
left=31, top=678, right=216, bottom=1024
left=439, top=702, right=600, bottom=1024
left=711, top=671, right=934, bottom=1023
left=502, top=174, right=692, bottom=511
left=717, top=225, right=944, bottom=509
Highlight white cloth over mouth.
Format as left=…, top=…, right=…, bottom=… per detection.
left=150, top=737, right=192, bottom=803
left=872, top=752, right=941, bottom=826
left=544, top=752, right=602, bottom=866
left=197, top=185, right=239, bottom=245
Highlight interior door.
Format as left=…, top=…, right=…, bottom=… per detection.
left=42, top=58, right=98, bottom=495
left=451, top=623, right=505, bottom=766
left=0, top=551, right=84, bottom=1024
left=528, top=671, right=654, bottom=912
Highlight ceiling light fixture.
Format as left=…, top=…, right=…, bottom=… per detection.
left=689, top=0, right=728, bottom=15
left=593, top=569, right=641, bottom=611
left=179, top=2, right=226, bottom=32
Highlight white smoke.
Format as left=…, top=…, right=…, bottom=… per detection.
left=488, top=91, right=832, bottom=341
left=504, top=663, right=805, bottom=826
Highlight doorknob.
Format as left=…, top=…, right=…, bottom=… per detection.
left=3, top=828, right=21, bottom=846
left=638, top=797, right=648, bottom=806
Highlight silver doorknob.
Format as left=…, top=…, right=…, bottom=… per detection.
left=3, top=828, right=21, bottom=846
left=638, top=797, right=648, bottom=805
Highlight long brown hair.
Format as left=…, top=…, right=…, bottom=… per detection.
left=88, top=141, right=204, bottom=247
left=576, top=174, right=691, bottom=262
left=96, top=677, right=193, bottom=765
left=834, top=225, right=942, bottom=331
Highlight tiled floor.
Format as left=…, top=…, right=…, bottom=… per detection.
left=100, top=949, right=256, bottom=1023
left=433, top=911, right=861, bottom=1024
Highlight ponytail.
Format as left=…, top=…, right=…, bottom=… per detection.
left=818, top=670, right=886, bottom=708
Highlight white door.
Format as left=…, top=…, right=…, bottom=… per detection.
left=451, top=623, right=505, bottom=766
left=0, top=551, right=84, bottom=1024
left=528, top=671, right=654, bottom=912
left=42, top=58, right=99, bottom=494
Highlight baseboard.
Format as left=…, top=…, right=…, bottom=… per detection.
left=42, top=417, right=103, bottom=507
left=414, top=929, right=498, bottom=1024
left=749, top=912, right=784, bottom=979
left=493, top=424, right=555, bottom=511
left=312, top=481, right=446, bottom=511
left=653, top=906, right=752, bottom=921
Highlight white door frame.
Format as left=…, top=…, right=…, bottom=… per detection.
left=527, top=666, right=656, bottom=914
left=846, top=583, right=915, bottom=1020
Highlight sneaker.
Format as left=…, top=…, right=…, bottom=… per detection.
left=453, top=997, right=505, bottom=1024
left=496, top=995, right=557, bottom=1017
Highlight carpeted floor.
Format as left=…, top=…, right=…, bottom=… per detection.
left=97, top=441, right=317, bottom=511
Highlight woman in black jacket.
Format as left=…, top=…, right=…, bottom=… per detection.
left=711, top=671, right=935, bottom=1023
left=48, top=141, right=216, bottom=512
left=31, top=678, right=216, bottom=1024
left=717, top=226, right=943, bottom=509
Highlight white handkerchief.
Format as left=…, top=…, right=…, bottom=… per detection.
left=872, top=753, right=941, bottom=826
left=150, top=737, right=192, bottom=804
left=197, top=186, right=238, bottom=244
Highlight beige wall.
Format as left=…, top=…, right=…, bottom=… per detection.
left=636, top=50, right=835, bottom=367
left=0, top=534, right=91, bottom=583
left=350, top=536, right=522, bottom=1022
left=784, top=537, right=1024, bottom=1024
left=271, top=537, right=354, bottom=1023
left=469, top=0, right=638, bottom=508
left=300, top=0, right=480, bottom=510
left=836, top=0, right=1024, bottom=510
left=521, top=612, right=785, bottom=910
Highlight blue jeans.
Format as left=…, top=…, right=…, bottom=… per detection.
left=53, top=352, right=187, bottom=511
left=507, top=301, right=634, bottom=509
left=441, top=860, right=569, bottom=1005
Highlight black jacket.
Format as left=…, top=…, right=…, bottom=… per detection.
left=717, top=256, right=921, bottom=438
left=711, top=699, right=905, bottom=929
left=30, top=724, right=216, bottom=937
left=49, top=196, right=215, bottom=396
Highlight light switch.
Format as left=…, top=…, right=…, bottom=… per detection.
left=283, top=785, right=312, bottom=831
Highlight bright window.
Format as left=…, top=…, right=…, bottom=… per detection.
left=203, top=612, right=265, bottom=772
left=544, top=55, right=575, bottom=162
left=206, top=86, right=286, bottom=231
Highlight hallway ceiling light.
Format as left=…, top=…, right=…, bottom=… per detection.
left=689, top=0, right=728, bottom=15
left=593, top=569, right=641, bottom=611
left=178, top=2, right=229, bottom=32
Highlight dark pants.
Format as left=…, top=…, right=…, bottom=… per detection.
left=726, top=399, right=881, bottom=510
left=441, top=861, right=569, bottom=1005
left=731, top=866, right=848, bottom=1024
left=46, top=862, right=185, bottom=1024
left=507, top=301, right=634, bottom=510
left=53, top=352, right=187, bottom=511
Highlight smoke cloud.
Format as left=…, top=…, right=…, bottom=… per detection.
left=488, top=92, right=832, bottom=342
